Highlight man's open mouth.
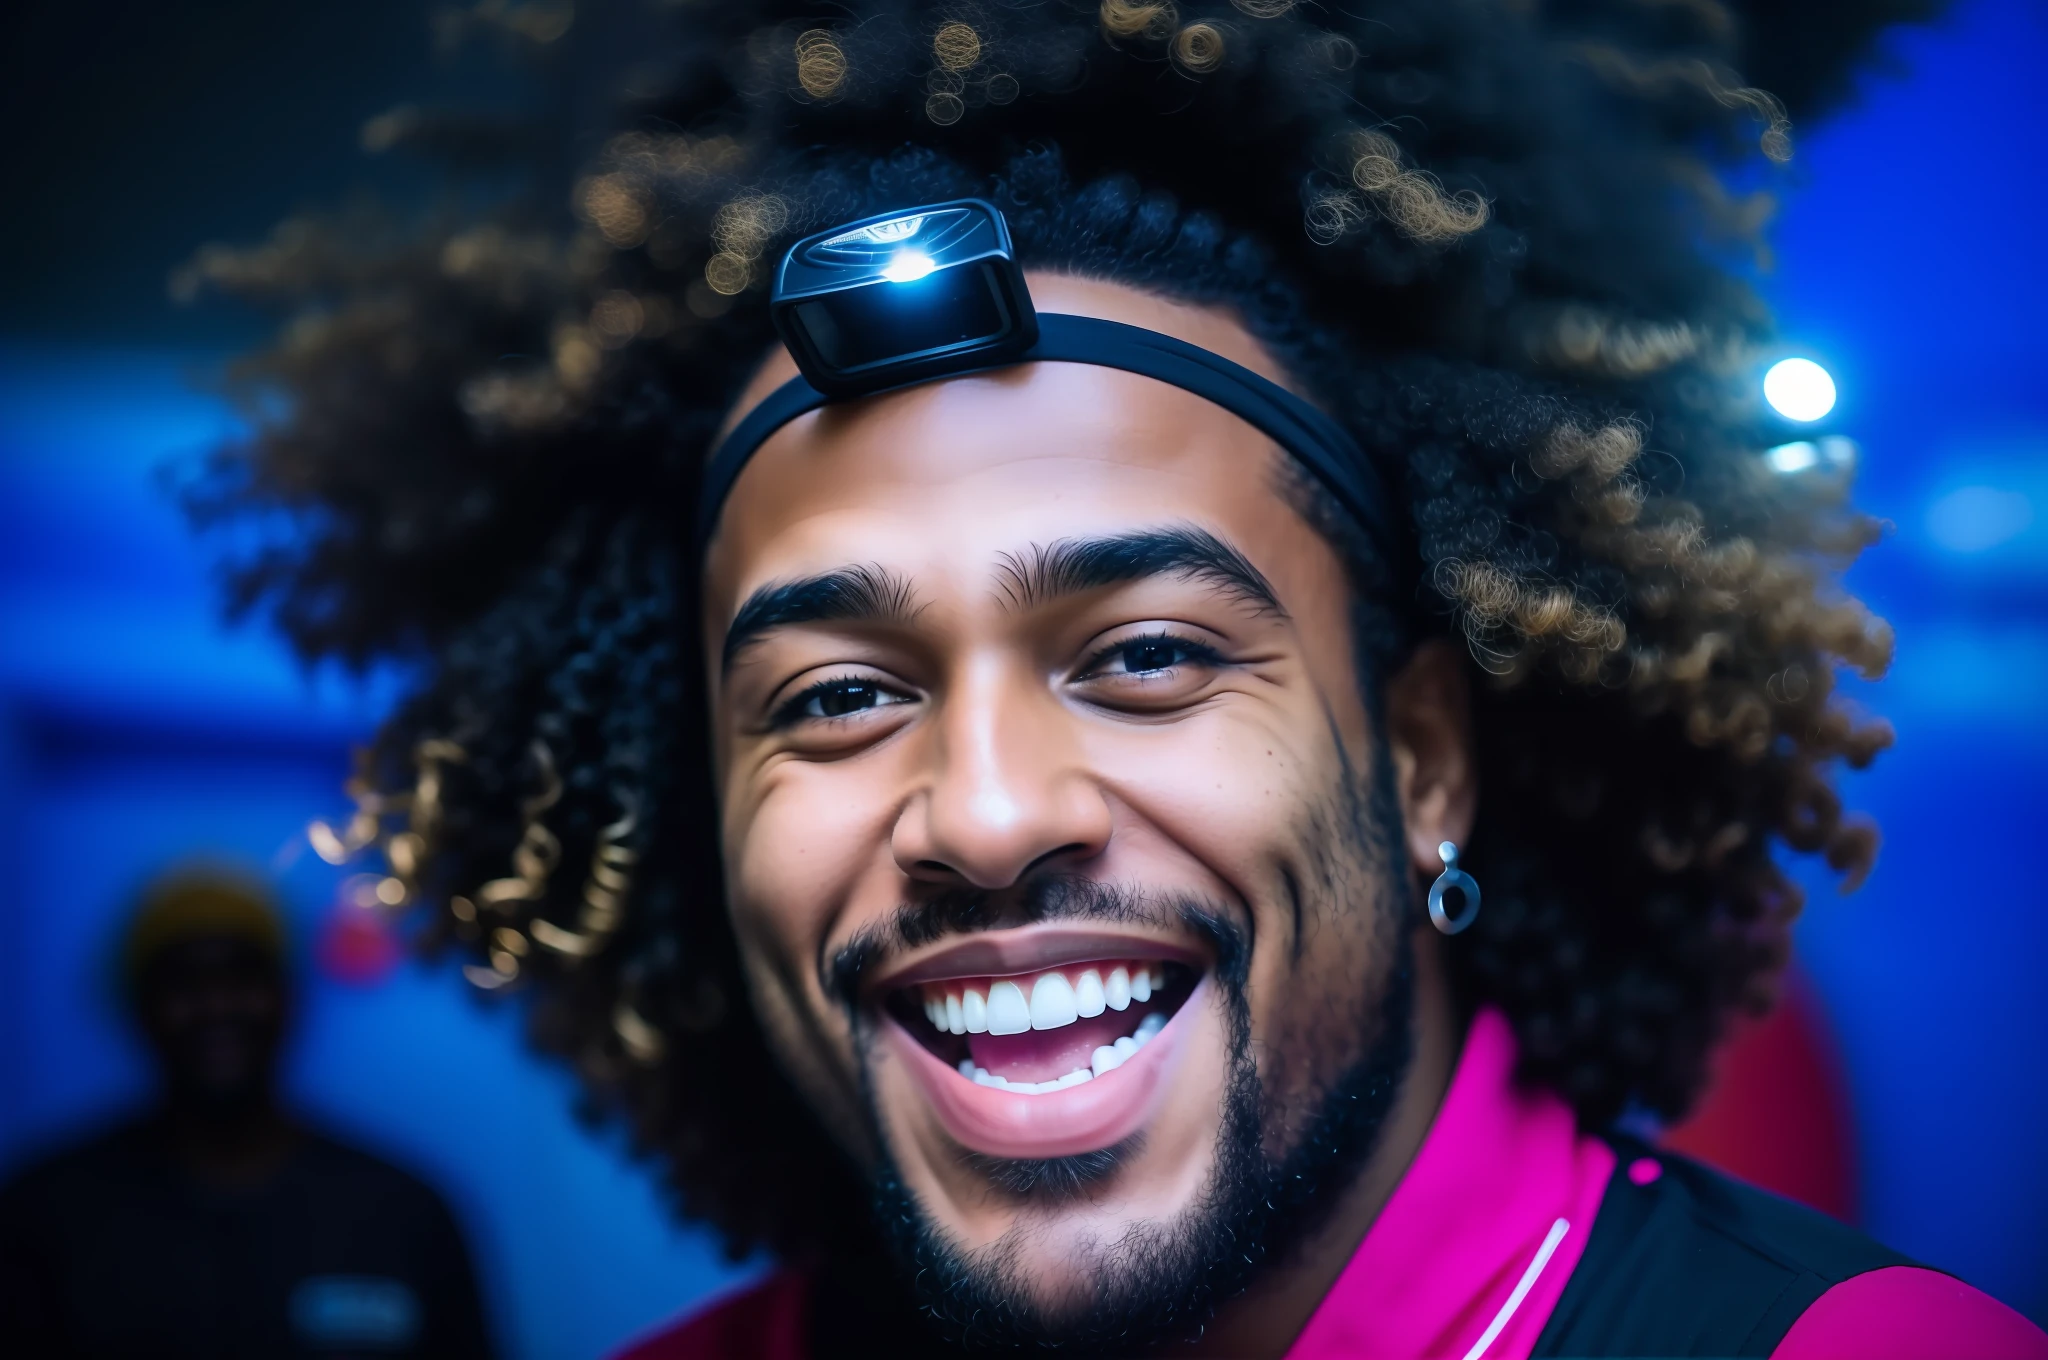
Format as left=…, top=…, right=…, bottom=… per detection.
left=870, top=928, right=1210, bottom=1160
left=891, top=960, right=1192, bottom=1093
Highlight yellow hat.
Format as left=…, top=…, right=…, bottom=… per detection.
left=122, top=866, right=287, bottom=989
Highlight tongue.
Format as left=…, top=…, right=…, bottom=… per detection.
left=965, top=1006, right=1155, bottom=1083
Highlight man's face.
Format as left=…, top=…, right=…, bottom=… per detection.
left=704, top=277, right=1421, bottom=1340
left=137, top=935, right=287, bottom=1112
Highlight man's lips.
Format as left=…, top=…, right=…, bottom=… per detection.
left=883, top=976, right=1208, bottom=1160
left=864, top=923, right=1208, bottom=996
left=864, top=924, right=1212, bottom=1162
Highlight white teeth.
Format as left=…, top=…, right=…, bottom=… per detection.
left=1029, top=972, right=1079, bottom=1030
left=986, top=980, right=1031, bottom=1035
left=957, top=1061, right=1096, bottom=1094
left=1074, top=969, right=1106, bottom=1018
left=954, top=987, right=1173, bottom=1093
left=923, top=962, right=1171, bottom=1050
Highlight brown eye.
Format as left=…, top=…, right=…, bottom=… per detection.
left=813, top=682, right=886, bottom=717
left=1086, top=634, right=1220, bottom=679
left=778, top=678, right=913, bottom=726
left=1118, top=639, right=1193, bottom=674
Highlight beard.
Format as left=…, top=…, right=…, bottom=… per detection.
left=842, top=767, right=1418, bottom=1355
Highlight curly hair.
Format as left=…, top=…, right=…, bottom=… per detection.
left=181, top=0, right=1925, bottom=1259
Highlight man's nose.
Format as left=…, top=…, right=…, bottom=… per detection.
left=891, top=658, right=1112, bottom=889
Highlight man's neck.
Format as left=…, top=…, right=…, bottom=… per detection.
left=156, top=1096, right=298, bottom=1188
left=1186, top=927, right=1463, bottom=1359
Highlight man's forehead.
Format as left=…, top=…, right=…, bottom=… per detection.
left=704, top=386, right=1309, bottom=630
left=705, top=273, right=1308, bottom=606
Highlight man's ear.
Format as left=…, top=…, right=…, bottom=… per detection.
left=1383, top=638, right=1477, bottom=881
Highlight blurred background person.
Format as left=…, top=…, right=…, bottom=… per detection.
left=0, top=868, right=493, bottom=1359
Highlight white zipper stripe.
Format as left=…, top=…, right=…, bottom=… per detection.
left=1458, top=1216, right=1571, bottom=1360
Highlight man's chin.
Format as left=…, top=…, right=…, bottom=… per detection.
left=855, top=948, right=1417, bottom=1353
left=859, top=978, right=1265, bottom=1352
left=866, top=1076, right=1266, bottom=1354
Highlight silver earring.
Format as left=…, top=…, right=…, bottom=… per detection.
left=1428, top=841, right=1481, bottom=935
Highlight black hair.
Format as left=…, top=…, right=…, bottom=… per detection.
left=181, top=0, right=1923, bottom=1257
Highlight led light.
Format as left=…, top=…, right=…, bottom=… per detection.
left=1763, top=357, right=1837, bottom=422
left=1765, top=435, right=1858, bottom=477
left=821, top=215, right=928, bottom=250
left=1766, top=441, right=1819, bottom=474
left=881, top=250, right=938, bottom=283
left=863, top=215, right=925, bottom=244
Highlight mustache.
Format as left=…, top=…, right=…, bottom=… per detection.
left=826, top=876, right=1249, bottom=1008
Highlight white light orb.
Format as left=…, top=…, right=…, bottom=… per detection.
left=1763, top=357, right=1837, bottom=423
left=882, top=250, right=937, bottom=283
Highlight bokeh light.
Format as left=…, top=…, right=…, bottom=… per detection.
left=1764, top=357, right=1839, bottom=422
left=1928, top=485, right=2035, bottom=554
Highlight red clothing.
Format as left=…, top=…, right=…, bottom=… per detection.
left=616, top=1012, right=2046, bottom=1360
left=618, top=1271, right=808, bottom=1360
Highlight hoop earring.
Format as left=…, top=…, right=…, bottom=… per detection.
left=1428, top=841, right=1481, bottom=936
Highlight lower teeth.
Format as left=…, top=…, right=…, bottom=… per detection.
left=958, top=1012, right=1166, bottom=1094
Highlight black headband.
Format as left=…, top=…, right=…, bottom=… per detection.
left=698, top=314, right=1388, bottom=548
left=696, top=201, right=1389, bottom=551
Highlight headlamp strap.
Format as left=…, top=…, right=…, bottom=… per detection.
left=698, top=313, right=1387, bottom=548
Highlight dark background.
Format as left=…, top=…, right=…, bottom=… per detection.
left=2, top=0, right=2043, bottom=1353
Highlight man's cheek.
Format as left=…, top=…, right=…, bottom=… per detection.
left=726, top=765, right=900, bottom=923
left=733, top=931, right=876, bottom=1162
left=1089, top=712, right=1332, bottom=891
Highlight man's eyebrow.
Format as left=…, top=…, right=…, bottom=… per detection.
left=721, top=564, right=921, bottom=671
left=995, top=526, right=1287, bottom=617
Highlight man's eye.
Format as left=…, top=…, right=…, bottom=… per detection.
left=1118, top=640, right=1194, bottom=674
left=1087, top=634, right=1220, bottom=679
left=787, top=679, right=910, bottom=722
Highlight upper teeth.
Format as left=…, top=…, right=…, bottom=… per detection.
left=920, top=964, right=1168, bottom=1036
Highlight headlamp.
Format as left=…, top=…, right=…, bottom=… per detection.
left=703, top=200, right=1390, bottom=552
left=772, top=201, right=1037, bottom=396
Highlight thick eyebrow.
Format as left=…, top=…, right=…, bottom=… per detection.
left=995, top=526, right=1287, bottom=618
left=721, top=564, right=921, bottom=671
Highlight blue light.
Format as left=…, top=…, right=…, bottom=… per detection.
left=881, top=250, right=937, bottom=283
left=1928, top=485, right=2035, bottom=554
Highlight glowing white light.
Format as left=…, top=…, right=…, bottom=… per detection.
left=1766, top=441, right=1819, bottom=474
left=1763, top=357, right=1837, bottom=422
left=881, top=250, right=937, bottom=283
left=1764, top=436, right=1858, bottom=476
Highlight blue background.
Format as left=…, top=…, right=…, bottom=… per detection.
left=2, top=0, right=2043, bottom=1353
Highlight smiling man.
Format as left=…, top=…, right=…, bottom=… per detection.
left=698, top=272, right=1474, bottom=1353
left=188, top=1, right=2048, bottom=1356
